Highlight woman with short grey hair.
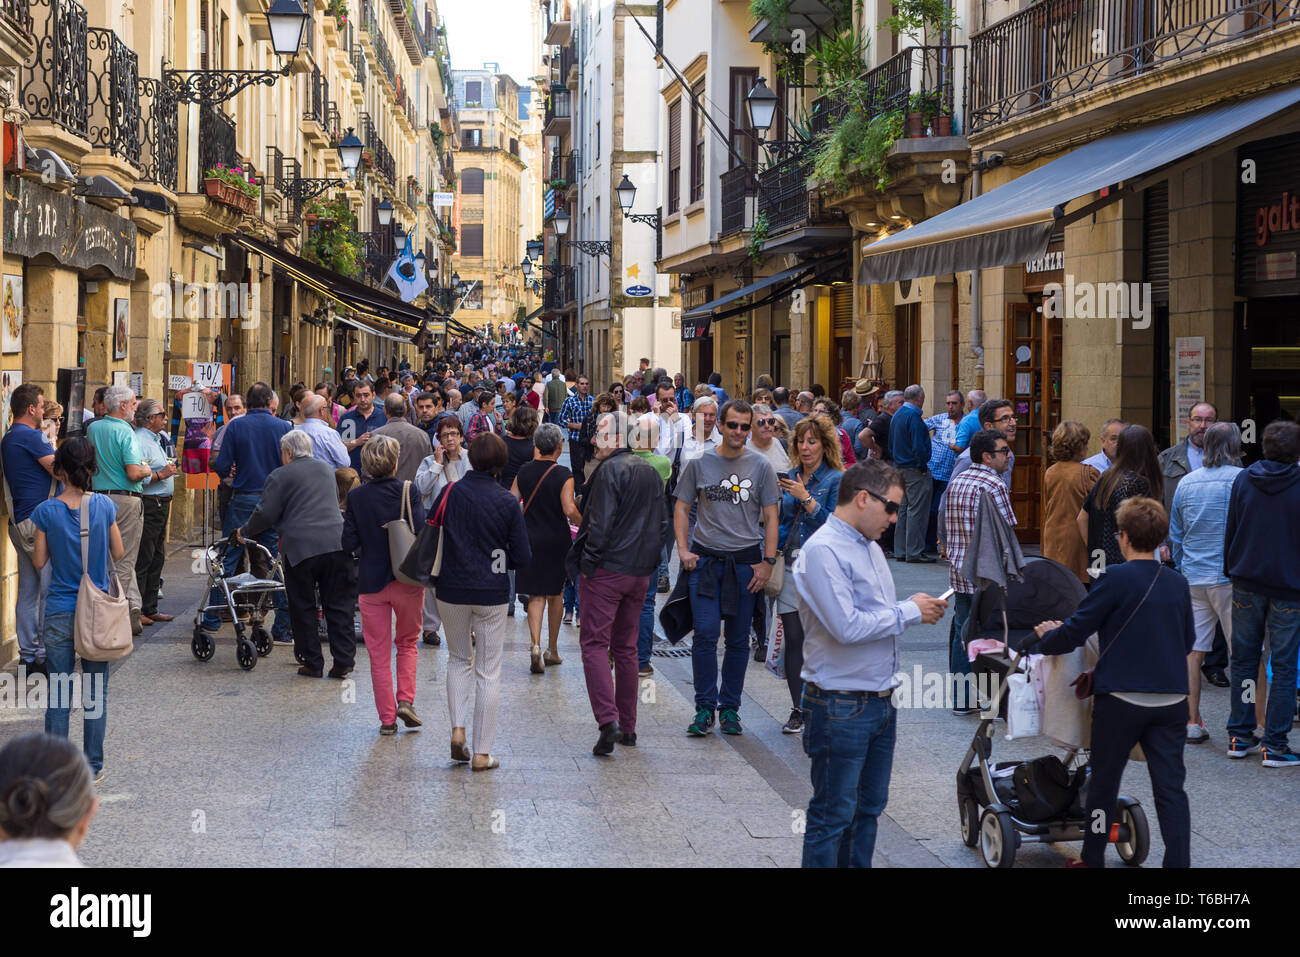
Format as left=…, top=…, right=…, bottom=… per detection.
left=511, top=423, right=581, bottom=672
left=0, top=732, right=98, bottom=866
left=279, top=428, right=315, bottom=460
left=133, top=397, right=178, bottom=626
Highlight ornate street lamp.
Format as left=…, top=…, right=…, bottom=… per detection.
left=746, top=77, right=778, bottom=135
left=615, top=173, right=659, bottom=228
left=376, top=199, right=394, bottom=227
left=520, top=257, right=533, bottom=279
left=164, top=0, right=309, bottom=105
left=338, top=128, right=364, bottom=173
left=552, top=208, right=569, bottom=236
left=526, top=239, right=544, bottom=261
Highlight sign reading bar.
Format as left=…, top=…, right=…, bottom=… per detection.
left=3, top=175, right=138, bottom=280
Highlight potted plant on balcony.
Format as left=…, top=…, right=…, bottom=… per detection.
left=907, top=90, right=942, bottom=137
left=326, top=0, right=348, bottom=31
left=303, top=198, right=363, bottom=277
left=203, top=163, right=261, bottom=214
left=361, top=149, right=374, bottom=169
left=884, top=0, right=958, bottom=41
left=549, top=178, right=568, bottom=191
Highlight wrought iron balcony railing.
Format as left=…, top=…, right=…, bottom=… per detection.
left=544, top=86, right=571, bottom=125
left=557, top=37, right=577, bottom=82
left=549, top=150, right=578, bottom=184
left=351, top=42, right=367, bottom=89
left=361, top=111, right=395, bottom=186
left=720, top=165, right=756, bottom=236
left=361, top=0, right=397, bottom=87
left=969, top=0, right=1297, bottom=133
left=756, top=144, right=848, bottom=233
left=303, top=65, right=328, bottom=125
left=0, top=0, right=31, bottom=35
left=198, top=103, right=237, bottom=182
left=86, top=29, right=138, bottom=164
left=810, top=45, right=962, bottom=137
left=21, top=0, right=88, bottom=139
left=136, top=75, right=177, bottom=190
left=265, top=146, right=285, bottom=192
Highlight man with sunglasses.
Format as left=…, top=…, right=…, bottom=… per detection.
left=942, top=429, right=1017, bottom=714
left=793, top=460, right=947, bottom=867
left=674, top=400, right=781, bottom=737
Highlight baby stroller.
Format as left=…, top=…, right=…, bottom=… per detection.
left=191, top=537, right=287, bottom=671
left=955, top=558, right=1151, bottom=868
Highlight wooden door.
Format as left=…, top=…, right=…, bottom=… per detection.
left=1005, top=301, right=1048, bottom=543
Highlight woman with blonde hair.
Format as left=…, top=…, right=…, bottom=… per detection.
left=773, top=414, right=844, bottom=733
left=342, top=435, right=426, bottom=735
left=1042, top=421, right=1099, bottom=583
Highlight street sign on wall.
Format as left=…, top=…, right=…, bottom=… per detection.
left=3, top=175, right=137, bottom=280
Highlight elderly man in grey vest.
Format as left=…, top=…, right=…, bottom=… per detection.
left=235, top=430, right=357, bottom=678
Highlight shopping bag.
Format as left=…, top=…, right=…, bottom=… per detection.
left=764, top=612, right=785, bottom=680
left=1005, top=669, right=1041, bottom=739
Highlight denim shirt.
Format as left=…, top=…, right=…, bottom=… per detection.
left=1169, top=465, right=1243, bottom=586
left=777, top=461, right=842, bottom=553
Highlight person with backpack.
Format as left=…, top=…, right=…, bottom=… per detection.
left=31, top=438, right=126, bottom=785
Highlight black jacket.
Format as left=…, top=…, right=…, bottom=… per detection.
left=571, top=448, right=667, bottom=578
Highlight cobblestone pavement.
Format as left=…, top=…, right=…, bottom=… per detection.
left=3, top=540, right=1296, bottom=867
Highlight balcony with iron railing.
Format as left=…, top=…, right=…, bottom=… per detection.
left=21, top=0, right=89, bottom=142
left=542, top=0, right=571, bottom=45
left=361, top=111, right=396, bottom=186
left=303, top=66, right=330, bottom=136
left=351, top=42, right=368, bottom=91
left=810, top=45, right=963, bottom=137
left=719, top=165, right=757, bottom=237
left=548, top=150, right=578, bottom=186
left=265, top=146, right=285, bottom=193
left=755, top=144, right=849, bottom=235
left=85, top=26, right=140, bottom=170
left=360, top=0, right=397, bottom=89
left=557, top=36, right=578, bottom=86
left=543, top=86, right=571, bottom=136
left=136, top=74, right=177, bottom=191
left=968, top=0, right=1300, bottom=134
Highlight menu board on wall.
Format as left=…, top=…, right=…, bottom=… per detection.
left=1174, top=336, right=1205, bottom=442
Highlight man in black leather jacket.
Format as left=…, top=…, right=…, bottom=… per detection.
left=572, top=411, right=669, bottom=755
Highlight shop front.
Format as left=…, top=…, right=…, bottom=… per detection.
left=1235, top=131, right=1300, bottom=458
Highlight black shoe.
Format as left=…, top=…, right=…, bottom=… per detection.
left=298, top=665, right=323, bottom=678
left=20, top=658, right=47, bottom=678
left=907, top=555, right=938, bottom=564
left=422, top=630, right=442, bottom=646
left=620, top=732, right=637, bottom=746
left=593, top=721, right=620, bottom=756
left=782, top=709, right=804, bottom=734
left=1202, top=666, right=1229, bottom=688
left=327, top=665, right=353, bottom=679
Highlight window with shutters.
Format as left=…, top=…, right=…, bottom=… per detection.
left=200, top=3, right=210, bottom=70
left=462, top=168, right=484, bottom=194
left=690, top=81, right=705, bottom=203
left=667, top=99, right=681, bottom=214
left=461, top=225, right=484, bottom=257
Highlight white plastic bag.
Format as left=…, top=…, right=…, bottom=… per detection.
left=765, top=612, right=785, bottom=679
left=1005, top=669, right=1041, bottom=740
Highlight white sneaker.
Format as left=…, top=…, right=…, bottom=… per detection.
left=1186, top=722, right=1208, bottom=743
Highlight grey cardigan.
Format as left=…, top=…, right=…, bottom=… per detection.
left=242, top=455, right=344, bottom=566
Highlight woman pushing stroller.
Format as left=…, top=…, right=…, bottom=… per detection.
left=1020, top=496, right=1193, bottom=868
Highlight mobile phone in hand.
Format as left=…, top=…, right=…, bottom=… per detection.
left=937, top=587, right=955, bottom=601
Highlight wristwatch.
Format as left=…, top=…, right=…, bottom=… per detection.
left=763, top=556, right=778, bottom=566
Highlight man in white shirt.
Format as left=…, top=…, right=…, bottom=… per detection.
left=793, top=460, right=946, bottom=867
left=294, top=394, right=350, bottom=469
left=1083, top=418, right=1124, bottom=473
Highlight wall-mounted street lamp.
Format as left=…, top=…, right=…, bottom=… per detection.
left=550, top=207, right=609, bottom=257
left=283, top=130, right=361, bottom=205
left=615, top=173, right=659, bottom=229
left=376, top=199, right=394, bottom=227
left=164, top=0, right=309, bottom=105
left=746, top=77, right=778, bottom=136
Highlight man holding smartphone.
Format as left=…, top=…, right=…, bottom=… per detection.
left=793, top=460, right=947, bottom=867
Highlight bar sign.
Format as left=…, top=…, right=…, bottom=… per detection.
left=1258, top=251, right=1296, bottom=281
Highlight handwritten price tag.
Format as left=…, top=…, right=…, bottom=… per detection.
left=169, top=375, right=192, bottom=391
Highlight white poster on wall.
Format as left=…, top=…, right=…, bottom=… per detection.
left=1174, top=336, right=1205, bottom=443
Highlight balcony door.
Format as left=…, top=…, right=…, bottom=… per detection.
left=729, top=68, right=758, bottom=171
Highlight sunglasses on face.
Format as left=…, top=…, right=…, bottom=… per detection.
left=866, top=489, right=900, bottom=515
left=757, top=418, right=776, bottom=427
left=724, top=420, right=751, bottom=432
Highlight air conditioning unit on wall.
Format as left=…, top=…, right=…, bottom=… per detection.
left=895, top=278, right=922, bottom=305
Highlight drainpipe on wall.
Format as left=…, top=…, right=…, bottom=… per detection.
left=969, top=151, right=985, bottom=389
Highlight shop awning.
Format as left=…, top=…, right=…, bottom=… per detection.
left=682, top=253, right=850, bottom=332
left=857, top=84, right=1300, bottom=285
left=227, top=232, right=446, bottom=338
left=335, top=313, right=416, bottom=344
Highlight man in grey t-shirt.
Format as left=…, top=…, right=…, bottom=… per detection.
left=674, top=399, right=780, bottom=737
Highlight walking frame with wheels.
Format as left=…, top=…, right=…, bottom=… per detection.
left=190, top=538, right=286, bottom=671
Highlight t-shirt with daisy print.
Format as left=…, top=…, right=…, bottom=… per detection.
left=674, top=447, right=781, bottom=552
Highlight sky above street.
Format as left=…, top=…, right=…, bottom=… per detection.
left=438, top=0, right=536, bottom=86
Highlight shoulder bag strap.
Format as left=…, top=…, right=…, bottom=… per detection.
left=1093, top=565, right=1161, bottom=667
left=522, top=463, right=559, bottom=515
left=79, top=492, right=91, bottom=571
left=401, top=480, right=413, bottom=532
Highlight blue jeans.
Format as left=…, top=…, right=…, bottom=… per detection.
left=9, top=523, right=51, bottom=661
left=203, top=491, right=290, bottom=639
left=42, top=611, right=111, bottom=774
left=564, top=577, right=579, bottom=614
left=687, top=560, right=756, bottom=711
left=637, top=546, right=671, bottom=666
left=800, top=689, right=897, bottom=868
left=1227, top=587, right=1300, bottom=750
left=949, top=593, right=973, bottom=678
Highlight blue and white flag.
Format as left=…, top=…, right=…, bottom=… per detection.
left=386, top=232, right=429, bottom=303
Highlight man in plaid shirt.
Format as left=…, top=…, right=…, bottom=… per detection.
left=561, top=374, right=593, bottom=476
left=942, top=429, right=1016, bottom=713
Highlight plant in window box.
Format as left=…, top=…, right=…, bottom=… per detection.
left=549, top=178, right=568, bottom=190
left=203, top=163, right=260, bottom=213
left=326, top=0, right=348, bottom=30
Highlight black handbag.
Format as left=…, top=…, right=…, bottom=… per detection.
left=1012, top=755, right=1086, bottom=822
left=398, top=485, right=453, bottom=587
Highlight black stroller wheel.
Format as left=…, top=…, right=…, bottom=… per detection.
left=236, top=639, right=257, bottom=671
left=191, top=627, right=216, bottom=662
left=252, top=627, right=272, bottom=657
left=979, top=808, right=1017, bottom=868
left=1115, top=800, right=1150, bottom=867
left=959, top=797, right=980, bottom=847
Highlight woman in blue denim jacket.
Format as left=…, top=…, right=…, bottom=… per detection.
left=773, top=415, right=844, bottom=733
